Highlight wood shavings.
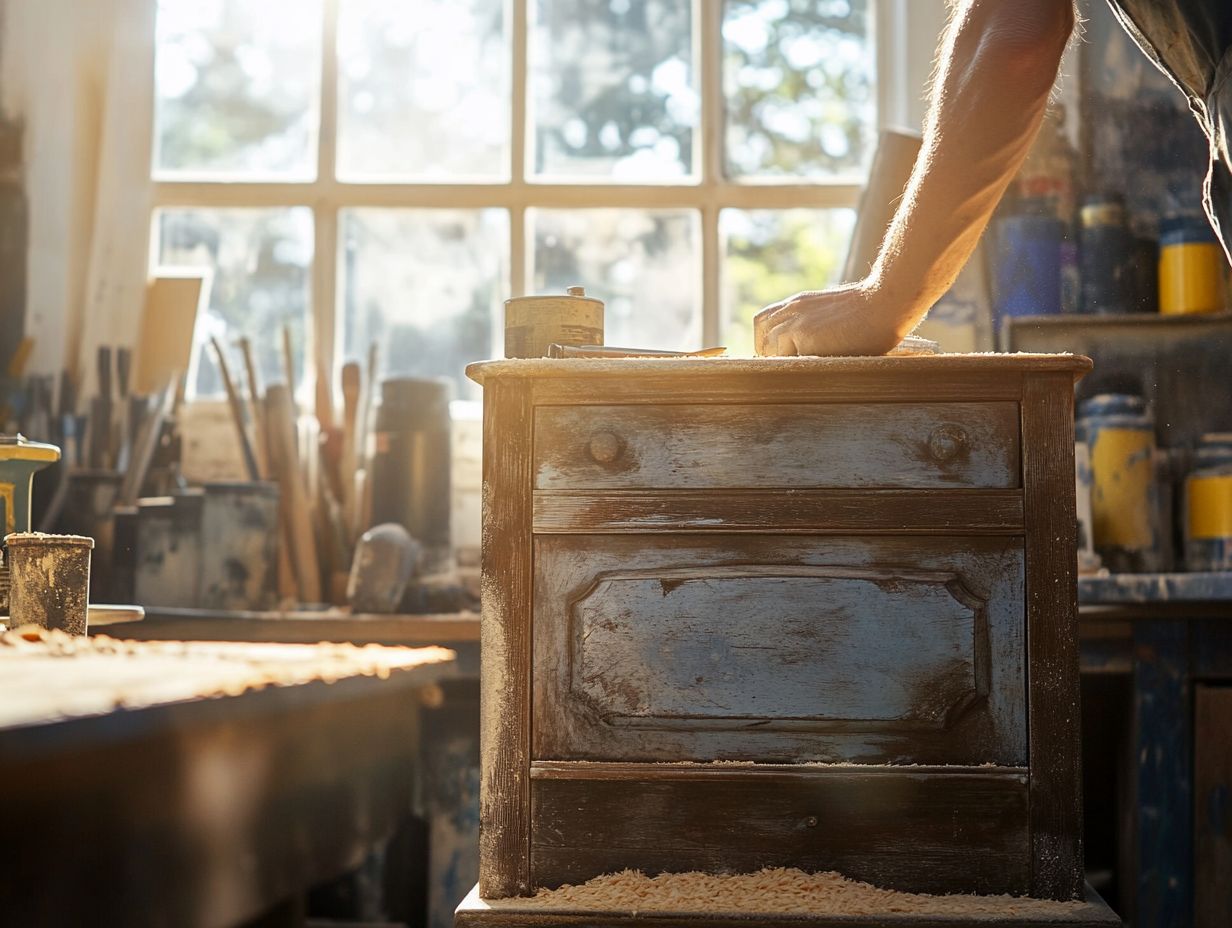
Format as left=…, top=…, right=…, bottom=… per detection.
left=499, top=868, right=1090, bottom=918
left=0, top=626, right=454, bottom=729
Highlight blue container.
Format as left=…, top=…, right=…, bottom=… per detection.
left=992, top=210, right=1064, bottom=327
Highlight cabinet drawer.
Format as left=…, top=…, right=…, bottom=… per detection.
left=534, top=402, right=1021, bottom=490
left=532, top=534, right=1026, bottom=766
left=530, top=766, right=1030, bottom=896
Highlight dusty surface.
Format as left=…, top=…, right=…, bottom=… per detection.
left=466, top=353, right=1090, bottom=384
left=494, top=868, right=1091, bottom=917
left=0, top=626, right=454, bottom=729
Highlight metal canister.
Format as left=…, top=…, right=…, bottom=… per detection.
left=1079, top=394, right=1169, bottom=572
left=1184, top=434, right=1232, bottom=571
left=6, top=532, right=93, bottom=635
left=1159, top=215, right=1226, bottom=315
left=370, top=377, right=453, bottom=575
left=134, top=492, right=203, bottom=608
left=198, top=482, right=279, bottom=610
left=1074, top=439, right=1100, bottom=574
left=504, top=286, right=604, bottom=359
left=991, top=200, right=1063, bottom=327
left=1079, top=194, right=1134, bottom=315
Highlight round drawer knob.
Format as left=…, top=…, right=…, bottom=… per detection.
left=928, top=425, right=968, bottom=463
left=588, top=432, right=623, bottom=464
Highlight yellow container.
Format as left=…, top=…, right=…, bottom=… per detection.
left=1090, top=424, right=1155, bottom=550
left=1159, top=221, right=1226, bottom=315
left=1187, top=472, right=1232, bottom=540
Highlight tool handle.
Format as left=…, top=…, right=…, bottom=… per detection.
left=209, top=336, right=260, bottom=482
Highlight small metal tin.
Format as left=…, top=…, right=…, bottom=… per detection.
left=504, top=286, right=604, bottom=359
left=1184, top=434, right=1232, bottom=571
left=5, top=532, right=94, bottom=636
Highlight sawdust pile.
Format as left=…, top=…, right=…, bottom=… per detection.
left=501, top=868, right=1089, bottom=918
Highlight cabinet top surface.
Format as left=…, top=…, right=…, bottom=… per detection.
left=466, top=353, right=1092, bottom=385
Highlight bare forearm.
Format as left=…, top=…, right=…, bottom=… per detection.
left=870, top=0, right=1074, bottom=335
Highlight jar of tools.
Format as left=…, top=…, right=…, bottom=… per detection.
left=1078, top=394, right=1171, bottom=572
left=1184, top=434, right=1232, bottom=571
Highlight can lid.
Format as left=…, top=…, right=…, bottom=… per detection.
left=4, top=532, right=94, bottom=548
left=1160, top=214, right=1218, bottom=247
left=505, top=287, right=605, bottom=307
left=1079, top=393, right=1148, bottom=418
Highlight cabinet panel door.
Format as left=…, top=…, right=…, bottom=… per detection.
left=533, top=535, right=1026, bottom=765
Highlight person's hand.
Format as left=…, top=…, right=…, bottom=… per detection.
left=753, top=283, right=907, bottom=357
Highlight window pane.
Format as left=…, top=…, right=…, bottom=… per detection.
left=531, top=0, right=697, bottom=180
left=338, top=0, right=509, bottom=180
left=340, top=209, right=508, bottom=401
left=721, top=208, right=855, bottom=354
left=531, top=209, right=700, bottom=349
left=154, top=0, right=322, bottom=179
left=156, top=208, right=314, bottom=397
left=724, top=0, right=874, bottom=179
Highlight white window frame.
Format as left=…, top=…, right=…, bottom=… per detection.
left=150, top=0, right=914, bottom=375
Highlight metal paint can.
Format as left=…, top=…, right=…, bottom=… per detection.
left=1079, top=194, right=1134, bottom=315
left=1184, top=434, right=1232, bottom=571
left=1078, top=394, right=1169, bottom=572
left=371, top=377, right=453, bottom=575
left=504, top=286, right=604, bottom=359
left=1159, top=216, right=1226, bottom=316
left=1074, top=440, right=1100, bottom=573
left=991, top=204, right=1063, bottom=327
left=134, top=492, right=203, bottom=609
left=199, top=482, right=280, bottom=611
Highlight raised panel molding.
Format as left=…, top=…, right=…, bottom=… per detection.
left=567, top=565, right=990, bottom=734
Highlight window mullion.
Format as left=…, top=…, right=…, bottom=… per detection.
left=314, top=0, right=340, bottom=382
left=511, top=0, right=529, bottom=300
left=699, top=0, right=723, bottom=348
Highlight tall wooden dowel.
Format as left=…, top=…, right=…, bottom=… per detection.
left=266, top=383, right=322, bottom=604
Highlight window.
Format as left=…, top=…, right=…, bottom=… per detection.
left=152, top=0, right=883, bottom=401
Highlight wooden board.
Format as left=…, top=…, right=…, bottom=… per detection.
left=534, top=403, right=1021, bottom=491
left=529, top=766, right=1030, bottom=896
left=1021, top=374, right=1084, bottom=900
left=135, top=271, right=211, bottom=394
left=455, top=883, right=1122, bottom=928
left=532, top=535, right=1026, bottom=766
left=1195, top=685, right=1232, bottom=928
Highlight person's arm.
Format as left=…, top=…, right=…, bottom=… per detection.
left=755, top=0, right=1076, bottom=356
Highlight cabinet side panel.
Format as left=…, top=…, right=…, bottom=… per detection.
left=479, top=380, right=534, bottom=898
left=1022, top=373, right=1084, bottom=899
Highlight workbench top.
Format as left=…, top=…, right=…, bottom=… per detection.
left=0, top=628, right=456, bottom=928
left=466, top=353, right=1092, bottom=384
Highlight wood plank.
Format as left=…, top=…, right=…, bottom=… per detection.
left=1195, top=685, right=1232, bottom=928
left=479, top=378, right=535, bottom=898
left=455, top=883, right=1123, bottom=928
left=531, top=371, right=1027, bottom=406
left=534, top=403, right=1021, bottom=491
left=533, top=535, right=1027, bottom=766
left=530, top=760, right=1030, bottom=781
left=1021, top=372, right=1084, bottom=900
left=529, top=771, right=1031, bottom=896
left=532, top=490, right=1024, bottom=534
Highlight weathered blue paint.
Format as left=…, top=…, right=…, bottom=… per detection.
left=1080, top=572, right=1232, bottom=605
left=1134, top=620, right=1192, bottom=928
left=572, top=566, right=986, bottom=730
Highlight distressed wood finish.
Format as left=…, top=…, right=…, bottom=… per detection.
left=469, top=354, right=1091, bottom=907
left=535, top=403, right=1021, bottom=491
left=1195, top=685, right=1232, bottom=928
left=1021, top=372, right=1084, bottom=901
left=478, top=379, right=534, bottom=899
left=529, top=768, right=1030, bottom=895
left=532, top=489, right=1025, bottom=534
left=533, top=535, right=1026, bottom=766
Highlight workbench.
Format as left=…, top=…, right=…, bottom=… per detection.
left=1078, top=573, right=1232, bottom=928
left=0, top=629, right=454, bottom=928
left=94, top=608, right=482, bottom=928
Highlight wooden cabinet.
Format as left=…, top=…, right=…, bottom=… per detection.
left=471, top=355, right=1090, bottom=903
